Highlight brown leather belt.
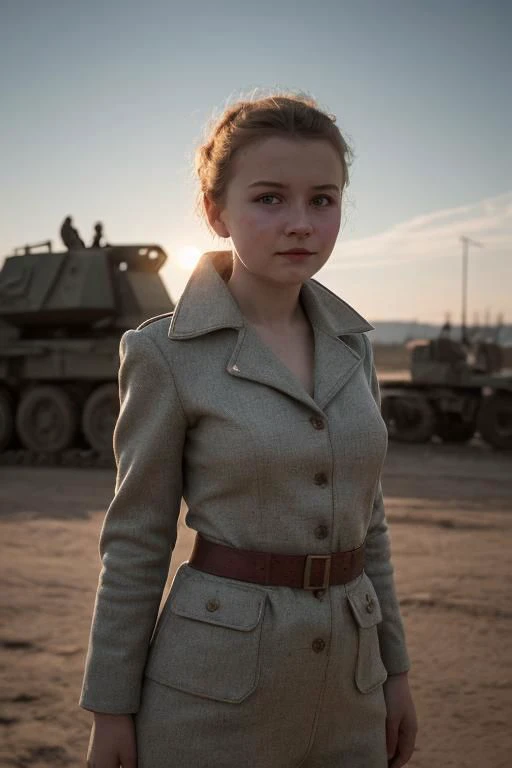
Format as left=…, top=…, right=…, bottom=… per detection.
left=188, top=533, right=365, bottom=590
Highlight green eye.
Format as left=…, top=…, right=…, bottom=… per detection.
left=312, top=195, right=331, bottom=207
left=257, top=195, right=280, bottom=204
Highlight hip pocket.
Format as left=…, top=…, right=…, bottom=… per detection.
left=346, top=571, right=388, bottom=694
left=144, top=564, right=266, bottom=704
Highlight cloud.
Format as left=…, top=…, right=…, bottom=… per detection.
left=324, top=191, right=512, bottom=271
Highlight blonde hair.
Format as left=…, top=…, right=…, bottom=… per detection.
left=195, top=92, right=353, bottom=219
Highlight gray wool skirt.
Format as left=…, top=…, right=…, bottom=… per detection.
left=134, top=563, right=388, bottom=768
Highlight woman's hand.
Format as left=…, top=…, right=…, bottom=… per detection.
left=383, top=671, right=418, bottom=767
left=86, top=713, right=137, bottom=768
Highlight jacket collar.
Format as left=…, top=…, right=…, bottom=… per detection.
left=168, top=250, right=373, bottom=339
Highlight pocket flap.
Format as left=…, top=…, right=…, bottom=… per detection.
left=145, top=566, right=266, bottom=703
left=170, top=568, right=265, bottom=631
left=347, top=573, right=383, bottom=628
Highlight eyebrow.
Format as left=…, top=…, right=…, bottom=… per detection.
left=248, top=181, right=340, bottom=192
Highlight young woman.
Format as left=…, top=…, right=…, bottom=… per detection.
left=81, top=93, right=418, bottom=767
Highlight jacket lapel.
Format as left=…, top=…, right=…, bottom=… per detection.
left=226, top=323, right=364, bottom=412
left=168, top=251, right=374, bottom=412
left=226, top=324, right=318, bottom=411
left=299, top=277, right=372, bottom=409
left=313, top=328, right=364, bottom=410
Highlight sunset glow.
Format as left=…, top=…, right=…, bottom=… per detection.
left=174, top=245, right=202, bottom=270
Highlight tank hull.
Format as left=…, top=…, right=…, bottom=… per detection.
left=0, top=336, right=123, bottom=463
left=380, top=380, right=512, bottom=450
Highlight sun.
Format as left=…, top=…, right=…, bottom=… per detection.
left=174, top=245, right=202, bottom=270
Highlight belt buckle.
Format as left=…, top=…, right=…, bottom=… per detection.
left=303, top=554, right=331, bottom=590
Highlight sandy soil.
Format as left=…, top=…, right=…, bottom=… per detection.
left=1, top=442, right=511, bottom=767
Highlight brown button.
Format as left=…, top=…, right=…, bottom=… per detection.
left=206, top=598, right=220, bottom=612
left=313, top=589, right=326, bottom=600
left=314, top=472, right=328, bottom=487
left=314, top=524, right=329, bottom=540
left=312, top=638, right=326, bottom=653
left=310, top=416, right=325, bottom=430
left=365, top=594, right=375, bottom=614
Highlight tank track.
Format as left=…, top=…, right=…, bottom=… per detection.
left=0, top=449, right=115, bottom=469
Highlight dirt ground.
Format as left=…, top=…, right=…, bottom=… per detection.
left=1, top=442, right=511, bottom=767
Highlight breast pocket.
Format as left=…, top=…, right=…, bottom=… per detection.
left=144, top=564, right=266, bottom=703
left=346, top=572, right=388, bottom=694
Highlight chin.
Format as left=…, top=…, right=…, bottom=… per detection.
left=271, top=268, right=316, bottom=287
left=281, top=260, right=322, bottom=279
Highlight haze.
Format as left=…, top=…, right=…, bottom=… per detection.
left=0, top=0, right=510, bottom=324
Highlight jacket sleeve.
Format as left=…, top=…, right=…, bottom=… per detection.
left=362, top=333, right=411, bottom=676
left=79, top=328, right=187, bottom=713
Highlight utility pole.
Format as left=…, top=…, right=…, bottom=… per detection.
left=460, top=236, right=483, bottom=344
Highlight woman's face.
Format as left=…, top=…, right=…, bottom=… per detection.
left=206, top=137, right=344, bottom=287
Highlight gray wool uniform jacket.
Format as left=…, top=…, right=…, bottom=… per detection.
left=79, top=249, right=411, bottom=718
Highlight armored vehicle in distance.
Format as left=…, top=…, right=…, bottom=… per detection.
left=380, top=335, right=512, bottom=450
left=0, top=240, right=174, bottom=461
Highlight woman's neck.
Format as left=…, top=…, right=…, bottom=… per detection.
left=227, top=258, right=305, bottom=331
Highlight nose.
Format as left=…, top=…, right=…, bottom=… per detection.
left=284, top=205, right=313, bottom=237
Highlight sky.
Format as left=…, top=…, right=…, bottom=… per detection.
left=0, top=0, right=510, bottom=324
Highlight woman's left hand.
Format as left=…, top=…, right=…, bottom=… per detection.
left=383, top=671, right=418, bottom=767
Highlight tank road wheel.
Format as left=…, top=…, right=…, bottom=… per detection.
left=0, top=389, right=14, bottom=451
left=16, top=386, right=77, bottom=452
left=382, top=394, right=435, bottom=443
left=82, top=384, right=119, bottom=454
left=435, top=414, right=477, bottom=444
left=478, top=394, right=512, bottom=450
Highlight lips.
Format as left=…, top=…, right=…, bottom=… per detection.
left=277, top=249, right=315, bottom=255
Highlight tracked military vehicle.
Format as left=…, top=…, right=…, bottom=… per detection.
left=380, top=336, right=512, bottom=450
left=0, top=240, right=174, bottom=464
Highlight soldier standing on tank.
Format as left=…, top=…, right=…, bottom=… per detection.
left=60, top=216, right=85, bottom=250
left=91, top=222, right=106, bottom=248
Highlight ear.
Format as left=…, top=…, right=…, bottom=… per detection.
left=204, top=194, right=230, bottom=238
